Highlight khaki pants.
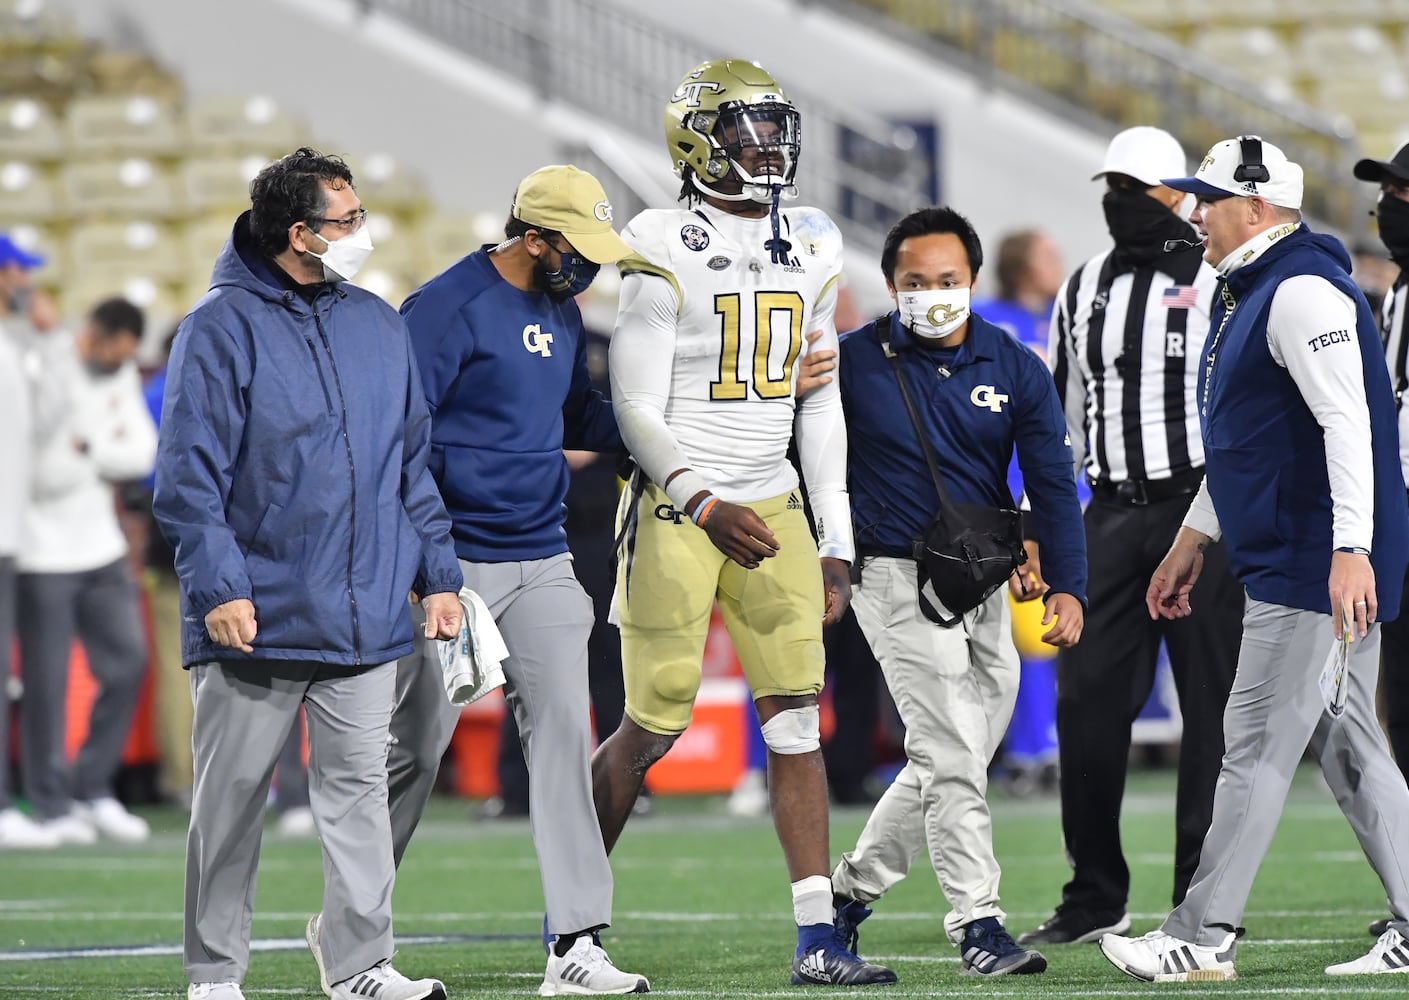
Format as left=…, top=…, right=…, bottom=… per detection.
left=147, top=570, right=194, bottom=798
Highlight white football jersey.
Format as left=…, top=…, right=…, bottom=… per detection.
left=618, top=200, right=843, bottom=501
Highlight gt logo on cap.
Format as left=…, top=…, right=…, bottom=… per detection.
left=594, top=200, right=612, bottom=222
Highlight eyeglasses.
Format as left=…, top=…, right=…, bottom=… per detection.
left=310, top=208, right=367, bottom=232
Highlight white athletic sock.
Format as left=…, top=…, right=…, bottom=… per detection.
left=792, top=874, right=834, bottom=927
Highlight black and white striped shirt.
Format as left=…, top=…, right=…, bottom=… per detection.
left=1379, top=274, right=1409, bottom=482
left=1049, top=246, right=1219, bottom=483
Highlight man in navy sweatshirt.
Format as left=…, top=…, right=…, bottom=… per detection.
left=377, top=165, right=650, bottom=997
left=1098, top=137, right=1409, bottom=982
left=828, top=206, right=1087, bottom=977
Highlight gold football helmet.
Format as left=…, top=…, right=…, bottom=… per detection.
left=665, top=59, right=800, bottom=204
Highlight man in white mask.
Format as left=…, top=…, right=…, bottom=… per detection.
left=825, top=206, right=1087, bottom=977
left=155, top=147, right=463, bottom=1000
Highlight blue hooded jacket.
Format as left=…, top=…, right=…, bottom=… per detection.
left=153, top=212, right=463, bottom=668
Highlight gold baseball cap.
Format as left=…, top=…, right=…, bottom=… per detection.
left=511, top=165, right=633, bottom=264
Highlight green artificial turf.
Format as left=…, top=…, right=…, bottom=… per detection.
left=0, top=764, right=1401, bottom=997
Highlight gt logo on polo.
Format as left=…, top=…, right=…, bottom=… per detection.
left=927, top=302, right=962, bottom=326
left=593, top=199, right=612, bottom=222
left=970, top=385, right=1008, bottom=412
left=522, top=324, right=553, bottom=357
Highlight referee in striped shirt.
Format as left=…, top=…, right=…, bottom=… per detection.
left=1020, top=128, right=1242, bottom=947
left=1357, top=142, right=1409, bottom=938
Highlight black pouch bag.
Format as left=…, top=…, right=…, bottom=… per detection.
left=882, top=329, right=1026, bottom=627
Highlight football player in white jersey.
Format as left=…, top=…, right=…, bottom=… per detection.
left=591, top=59, right=896, bottom=987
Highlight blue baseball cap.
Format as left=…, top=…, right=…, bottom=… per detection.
left=0, top=233, right=44, bottom=269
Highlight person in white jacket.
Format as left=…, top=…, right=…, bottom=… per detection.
left=16, top=296, right=157, bottom=844
left=0, top=234, right=66, bottom=850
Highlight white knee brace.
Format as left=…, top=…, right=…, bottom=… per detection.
left=760, top=705, right=821, bottom=755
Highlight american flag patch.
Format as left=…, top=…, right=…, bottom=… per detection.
left=1162, top=285, right=1200, bottom=308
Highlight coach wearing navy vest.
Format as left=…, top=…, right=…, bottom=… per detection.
left=1099, top=137, right=1409, bottom=983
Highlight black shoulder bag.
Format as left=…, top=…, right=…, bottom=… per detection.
left=882, top=332, right=1026, bottom=627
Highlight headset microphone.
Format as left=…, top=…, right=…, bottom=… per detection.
left=1163, top=238, right=1203, bottom=252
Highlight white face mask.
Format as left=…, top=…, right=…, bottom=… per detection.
left=897, top=287, right=970, bottom=340
left=306, top=224, right=374, bottom=282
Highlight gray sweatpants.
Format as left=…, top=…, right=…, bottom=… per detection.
left=184, top=659, right=397, bottom=985
left=15, top=557, right=148, bottom=818
left=1164, top=599, right=1409, bottom=945
left=386, top=553, right=613, bottom=935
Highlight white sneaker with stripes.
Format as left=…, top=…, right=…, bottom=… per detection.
left=1099, top=929, right=1237, bottom=982
left=1327, top=928, right=1409, bottom=975
left=330, top=961, right=445, bottom=1000
left=539, top=935, right=649, bottom=995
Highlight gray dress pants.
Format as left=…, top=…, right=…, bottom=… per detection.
left=184, top=659, right=397, bottom=986
left=15, top=557, right=147, bottom=818
left=0, top=556, right=14, bottom=810
left=1164, top=599, right=1409, bottom=945
left=386, top=552, right=614, bottom=935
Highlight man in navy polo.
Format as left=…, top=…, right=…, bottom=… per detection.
left=828, top=206, right=1087, bottom=977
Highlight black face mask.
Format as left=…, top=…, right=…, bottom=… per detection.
left=1103, top=187, right=1195, bottom=263
left=1377, top=195, right=1409, bottom=267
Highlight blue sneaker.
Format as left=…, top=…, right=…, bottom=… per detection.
left=960, top=918, right=1047, bottom=976
left=791, top=939, right=897, bottom=986
left=833, top=895, right=876, bottom=955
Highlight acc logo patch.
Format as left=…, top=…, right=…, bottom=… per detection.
left=707, top=255, right=731, bottom=270
left=680, top=224, right=710, bottom=251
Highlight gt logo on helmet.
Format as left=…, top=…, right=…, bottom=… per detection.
left=672, top=81, right=723, bottom=108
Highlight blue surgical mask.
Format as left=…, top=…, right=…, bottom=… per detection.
left=539, top=246, right=600, bottom=302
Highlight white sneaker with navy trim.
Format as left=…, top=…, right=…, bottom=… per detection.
left=1099, top=929, right=1237, bottom=982
left=539, top=935, right=649, bottom=995
left=1327, top=928, right=1409, bottom=975
left=331, top=961, right=445, bottom=1000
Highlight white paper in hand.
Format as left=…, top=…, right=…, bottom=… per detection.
left=1318, top=632, right=1351, bottom=720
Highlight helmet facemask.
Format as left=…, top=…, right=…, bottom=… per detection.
left=687, top=102, right=801, bottom=205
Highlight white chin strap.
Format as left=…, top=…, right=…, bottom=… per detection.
left=690, top=169, right=798, bottom=204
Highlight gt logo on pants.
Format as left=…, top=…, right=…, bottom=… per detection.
left=523, top=324, right=554, bottom=357
left=970, top=384, right=1008, bottom=412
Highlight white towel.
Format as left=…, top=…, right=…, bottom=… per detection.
left=436, top=588, right=508, bottom=706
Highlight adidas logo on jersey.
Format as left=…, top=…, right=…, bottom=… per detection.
left=797, top=949, right=832, bottom=983
left=787, top=493, right=802, bottom=510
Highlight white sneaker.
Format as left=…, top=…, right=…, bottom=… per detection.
left=75, top=797, right=150, bottom=842
left=306, top=912, right=332, bottom=997
left=331, top=961, right=445, bottom=1000
left=1099, top=929, right=1237, bottom=982
left=189, top=983, right=245, bottom=1000
left=540, top=935, right=650, bottom=995
left=1327, top=927, right=1409, bottom=974
left=0, top=808, right=61, bottom=850
left=726, top=768, right=768, bottom=818
left=42, top=811, right=98, bottom=846
left=278, top=806, right=317, bottom=839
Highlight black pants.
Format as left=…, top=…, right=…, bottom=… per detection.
left=822, top=606, right=882, bottom=801
left=1379, top=559, right=1409, bottom=779
left=1056, top=493, right=1242, bottom=913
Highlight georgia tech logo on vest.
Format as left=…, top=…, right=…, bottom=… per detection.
left=928, top=302, right=962, bottom=325
left=970, top=385, right=1008, bottom=412
left=522, top=324, right=553, bottom=357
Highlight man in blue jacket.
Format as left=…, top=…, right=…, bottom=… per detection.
left=828, top=206, right=1086, bottom=977
left=155, top=148, right=463, bottom=1000
left=1098, top=137, right=1409, bottom=982
left=383, top=165, right=650, bottom=996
